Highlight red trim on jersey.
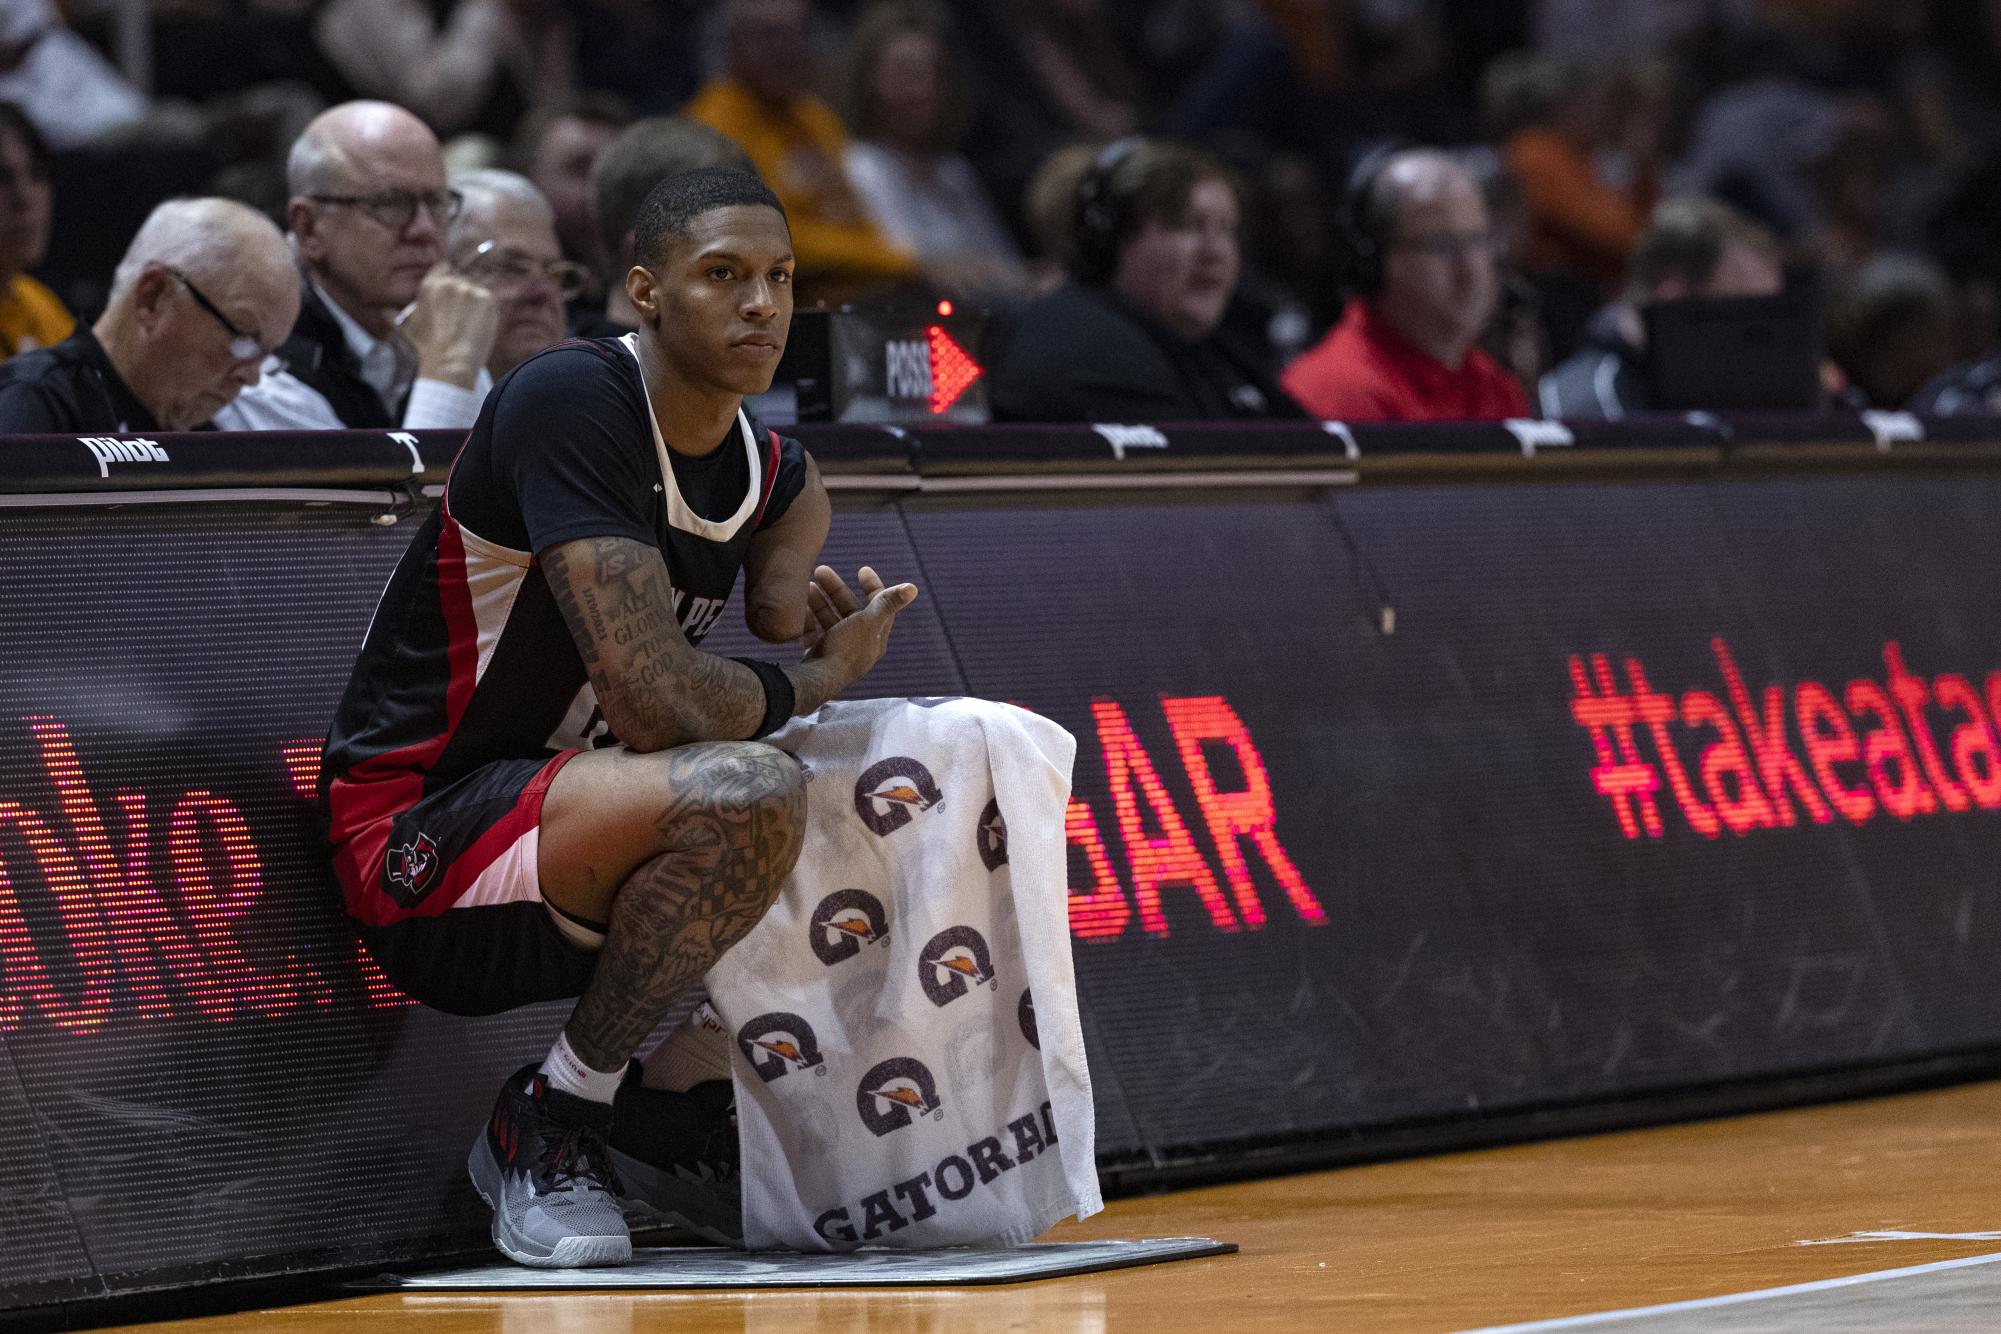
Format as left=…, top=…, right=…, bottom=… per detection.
left=336, top=749, right=578, bottom=927
left=326, top=500, right=494, bottom=923
left=424, top=748, right=576, bottom=915
left=751, top=428, right=783, bottom=529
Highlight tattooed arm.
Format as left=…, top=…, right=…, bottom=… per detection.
left=540, top=535, right=915, bottom=752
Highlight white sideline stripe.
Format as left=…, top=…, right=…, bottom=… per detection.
left=1454, top=1250, right=2001, bottom=1332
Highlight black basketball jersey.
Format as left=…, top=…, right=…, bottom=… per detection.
left=322, top=335, right=808, bottom=814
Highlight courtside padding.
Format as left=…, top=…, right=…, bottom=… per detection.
left=5, top=418, right=2001, bottom=1315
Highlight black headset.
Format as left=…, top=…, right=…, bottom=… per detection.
left=1339, top=144, right=1408, bottom=297
left=1072, top=136, right=1146, bottom=285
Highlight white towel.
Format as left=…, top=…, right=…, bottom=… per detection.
left=700, top=696, right=1103, bottom=1251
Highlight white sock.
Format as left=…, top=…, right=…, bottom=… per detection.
left=641, top=999, right=735, bottom=1091
left=540, top=1030, right=624, bottom=1105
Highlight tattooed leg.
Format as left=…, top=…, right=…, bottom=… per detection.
left=561, top=741, right=806, bottom=1073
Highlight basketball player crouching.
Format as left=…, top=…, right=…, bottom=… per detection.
left=320, top=169, right=918, bottom=1266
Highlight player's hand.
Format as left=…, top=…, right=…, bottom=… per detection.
left=802, top=564, right=917, bottom=686
left=402, top=267, right=499, bottom=389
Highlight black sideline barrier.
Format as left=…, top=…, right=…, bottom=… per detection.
left=7, top=414, right=2001, bottom=1322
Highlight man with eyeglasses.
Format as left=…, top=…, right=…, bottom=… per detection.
left=447, top=169, right=584, bottom=382
left=0, top=197, right=298, bottom=433
left=1282, top=149, right=1530, bottom=422
left=216, top=100, right=500, bottom=433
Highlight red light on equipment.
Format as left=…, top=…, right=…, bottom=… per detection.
left=925, top=324, right=983, bottom=415
left=936, top=299, right=954, bottom=317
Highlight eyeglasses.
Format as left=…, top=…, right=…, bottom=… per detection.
left=167, top=267, right=265, bottom=361
left=459, top=240, right=590, bottom=298
left=309, top=188, right=463, bottom=232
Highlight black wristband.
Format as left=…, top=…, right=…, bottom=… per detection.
left=731, top=657, right=796, bottom=739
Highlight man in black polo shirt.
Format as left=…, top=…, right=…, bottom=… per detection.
left=0, top=197, right=297, bottom=433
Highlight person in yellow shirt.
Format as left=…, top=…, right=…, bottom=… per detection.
left=684, top=0, right=917, bottom=303
left=0, top=103, right=72, bottom=361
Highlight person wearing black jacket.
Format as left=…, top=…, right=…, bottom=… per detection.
left=0, top=198, right=296, bottom=434
left=989, top=138, right=1301, bottom=422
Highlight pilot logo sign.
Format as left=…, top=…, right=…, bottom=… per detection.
left=809, top=888, right=890, bottom=965
left=78, top=436, right=170, bottom=478
left=976, top=796, right=1008, bottom=870
left=737, top=1012, right=828, bottom=1082
left=919, top=926, right=996, bottom=1007
left=857, top=1057, right=944, bottom=1136
left=854, top=757, right=944, bottom=836
left=383, top=832, right=439, bottom=903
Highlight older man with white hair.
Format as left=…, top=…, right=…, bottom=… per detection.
left=0, top=197, right=298, bottom=432
left=217, top=99, right=499, bottom=432
left=448, top=169, right=581, bottom=382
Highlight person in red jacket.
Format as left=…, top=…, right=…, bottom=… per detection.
left=1282, top=149, right=1528, bottom=423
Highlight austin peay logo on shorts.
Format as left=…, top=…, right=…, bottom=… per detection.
left=809, top=888, right=890, bottom=965
left=737, top=1012, right=829, bottom=1082
left=976, top=796, right=1008, bottom=870
left=1018, top=988, right=1039, bottom=1050
left=857, top=1057, right=944, bottom=1136
left=918, top=926, right=997, bottom=1007
left=383, top=832, right=440, bottom=904
left=853, top=757, right=944, bottom=836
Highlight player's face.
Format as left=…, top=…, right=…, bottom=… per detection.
left=645, top=204, right=795, bottom=397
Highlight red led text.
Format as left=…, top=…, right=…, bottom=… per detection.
left=1571, top=638, right=2001, bottom=839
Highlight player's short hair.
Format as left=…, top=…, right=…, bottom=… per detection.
left=630, top=168, right=787, bottom=269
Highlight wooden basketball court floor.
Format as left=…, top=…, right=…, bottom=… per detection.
left=98, top=1078, right=2001, bottom=1333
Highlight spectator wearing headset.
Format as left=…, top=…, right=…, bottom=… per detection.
left=1282, top=148, right=1528, bottom=423
left=988, top=137, right=1301, bottom=422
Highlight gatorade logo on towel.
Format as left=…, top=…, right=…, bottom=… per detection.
left=854, top=757, right=944, bottom=835
left=976, top=797, right=1008, bottom=870
left=919, top=926, right=996, bottom=1007
left=809, top=888, right=890, bottom=965
left=857, top=1057, right=944, bottom=1135
left=738, top=1012, right=829, bottom=1082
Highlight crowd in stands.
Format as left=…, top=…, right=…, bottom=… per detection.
left=7, top=0, right=2001, bottom=432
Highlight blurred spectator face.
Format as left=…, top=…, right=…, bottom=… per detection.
left=1699, top=239, right=1784, bottom=300
left=1112, top=176, right=1241, bottom=342
left=0, top=119, right=50, bottom=281
left=530, top=114, right=618, bottom=270
left=728, top=0, right=815, bottom=106
left=869, top=28, right=943, bottom=154
left=1827, top=253, right=1958, bottom=409
left=453, top=195, right=576, bottom=378
left=293, top=112, right=453, bottom=320
left=135, top=261, right=299, bottom=430
left=1376, top=157, right=1501, bottom=365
